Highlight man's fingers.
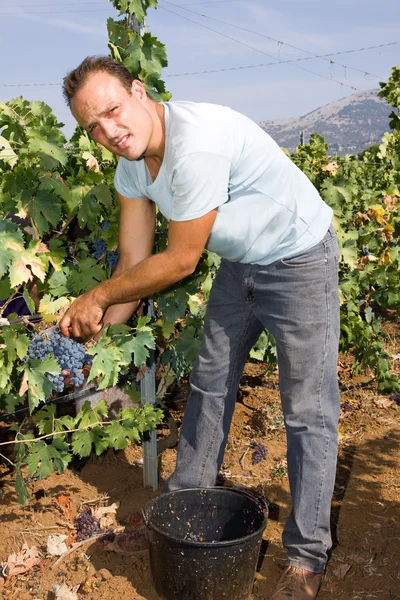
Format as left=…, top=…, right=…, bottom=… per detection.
left=59, top=314, right=72, bottom=337
left=70, top=320, right=103, bottom=342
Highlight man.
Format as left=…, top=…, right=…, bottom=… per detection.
left=61, top=56, right=340, bottom=600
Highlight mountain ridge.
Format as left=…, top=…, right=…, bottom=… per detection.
left=259, top=89, right=393, bottom=155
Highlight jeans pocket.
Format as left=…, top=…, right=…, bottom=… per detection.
left=280, top=245, right=327, bottom=268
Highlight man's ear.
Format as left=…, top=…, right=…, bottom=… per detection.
left=131, top=79, right=147, bottom=103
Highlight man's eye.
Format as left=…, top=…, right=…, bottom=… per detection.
left=109, top=106, right=118, bottom=114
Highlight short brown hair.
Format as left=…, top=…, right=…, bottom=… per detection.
left=62, top=56, right=134, bottom=107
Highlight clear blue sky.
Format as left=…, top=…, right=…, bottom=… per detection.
left=0, top=0, right=399, bottom=138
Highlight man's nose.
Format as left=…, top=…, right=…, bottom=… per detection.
left=101, top=120, right=118, bottom=140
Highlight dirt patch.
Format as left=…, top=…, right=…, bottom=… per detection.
left=1, top=323, right=399, bottom=600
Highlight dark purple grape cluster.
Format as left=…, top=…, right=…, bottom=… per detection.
left=106, top=249, right=120, bottom=271
left=251, top=441, right=268, bottom=465
left=390, top=392, right=400, bottom=406
left=101, top=220, right=111, bottom=231
left=74, top=508, right=103, bottom=542
left=100, top=530, right=116, bottom=543
left=92, top=239, right=107, bottom=259
left=27, top=329, right=90, bottom=393
left=47, top=373, right=65, bottom=393
left=361, top=247, right=370, bottom=256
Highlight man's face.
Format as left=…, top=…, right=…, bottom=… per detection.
left=70, top=71, right=154, bottom=160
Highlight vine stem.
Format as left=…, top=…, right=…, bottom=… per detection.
left=53, top=526, right=125, bottom=566
left=0, top=420, right=118, bottom=447
left=0, top=452, right=15, bottom=467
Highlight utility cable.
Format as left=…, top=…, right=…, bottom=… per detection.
left=160, top=0, right=384, bottom=80
left=158, top=3, right=362, bottom=92
left=0, top=42, right=397, bottom=86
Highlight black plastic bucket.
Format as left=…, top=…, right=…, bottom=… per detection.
left=143, top=487, right=268, bottom=600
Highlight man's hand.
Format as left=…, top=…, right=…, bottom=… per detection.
left=59, top=289, right=107, bottom=340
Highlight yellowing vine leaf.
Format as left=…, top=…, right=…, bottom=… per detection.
left=39, top=295, right=71, bottom=320
left=0, top=135, right=18, bottom=168
left=8, top=250, right=47, bottom=287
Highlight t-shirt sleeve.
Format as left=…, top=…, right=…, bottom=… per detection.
left=170, top=152, right=230, bottom=221
left=114, top=158, right=147, bottom=199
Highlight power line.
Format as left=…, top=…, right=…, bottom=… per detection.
left=166, top=43, right=398, bottom=77
left=158, top=3, right=363, bottom=92
left=0, top=0, right=236, bottom=5
left=0, top=7, right=113, bottom=14
left=0, top=0, right=237, bottom=13
left=0, top=41, right=396, bottom=87
left=160, top=0, right=383, bottom=80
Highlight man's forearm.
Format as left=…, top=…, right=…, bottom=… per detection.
left=94, top=250, right=192, bottom=310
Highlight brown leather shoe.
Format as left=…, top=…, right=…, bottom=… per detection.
left=270, top=566, right=323, bottom=599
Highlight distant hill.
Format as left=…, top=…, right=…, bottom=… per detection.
left=259, top=89, right=393, bottom=155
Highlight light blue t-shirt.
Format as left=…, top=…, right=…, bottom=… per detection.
left=114, top=101, right=332, bottom=265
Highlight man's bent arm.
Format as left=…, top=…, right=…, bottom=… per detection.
left=60, top=207, right=217, bottom=339
left=100, top=194, right=156, bottom=326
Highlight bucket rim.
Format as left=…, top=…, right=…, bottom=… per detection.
left=142, top=486, right=268, bottom=548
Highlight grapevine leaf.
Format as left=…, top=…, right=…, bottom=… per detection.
left=24, top=189, right=62, bottom=236
left=8, top=247, right=47, bottom=287
left=2, top=328, right=30, bottom=362
left=46, top=268, right=70, bottom=297
left=86, top=346, right=122, bottom=389
left=0, top=135, right=18, bottom=168
left=19, top=357, right=60, bottom=413
left=91, top=427, right=110, bottom=456
left=39, top=175, right=72, bottom=204
left=34, top=404, right=57, bottom=435
left=75, top=399, right=109, bottom=429
left=51, top=437, right=72, bottom=471
left=0, top=276, right=12, bottom=300
left=105, top=421, right=130, bottom=450
left=48, top=238, right=67, bottom=272
left=15, top=466, right=30, bottom=506
left=4, top=393, right=25, bottom=414
left=71, top=429, right=94, bottom=458
left=0, top=228, right=25, bottom=279
left=28, top=138, right=67, bottom=168
left=68, top=258, right=107, bottom=295
left=26, top=441, right=57, bottom=480
left=175, top=326, right=202, bottom=368
left=39, top=294, right=70, bottom=321
left=22, top=287, right=35, bottom=315
left=118, top=330, right=154, bottom=367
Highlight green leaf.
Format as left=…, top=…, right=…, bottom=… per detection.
left=8, top=246, right=47, bottom=287
left=76, top=399, right=109, bottom=428
left=86, top=345, right=122, bottom=389
left=105, top=421, right=130, bottom=450
left=24, top=189, right=62, bottom=236
left=39, top=294, right=70, bottom=319
left=0, top=276, right=12, bottom=301
left=22, top=287, right=36, bottom=315
left=71, top=429, right=94, bottom=458
left=68, top=257, right=107, bottom=295
left=175, top=326, right=202, bottom=369
left=26, top=441, right=58, bottom=480
left=0, top=227, right=25, bottom=280
left=77, top=185, right=113, bottom=227
left=0, top=135, right=18, bottom=168
left=19, top=357, right=60, bottom=412
left=28, top=138, right=67, bottom=168
left=2, top=328, right=30, bottom=362
left=15, top=466, right=30, bottom=505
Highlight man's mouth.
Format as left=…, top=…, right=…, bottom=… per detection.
left=115, top=134, right=130, bottom=149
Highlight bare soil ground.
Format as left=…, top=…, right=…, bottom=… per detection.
left=0, top=321, right=399, bottom=600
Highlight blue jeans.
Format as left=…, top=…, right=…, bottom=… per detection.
left=163, top=225, right=340, bottom=573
